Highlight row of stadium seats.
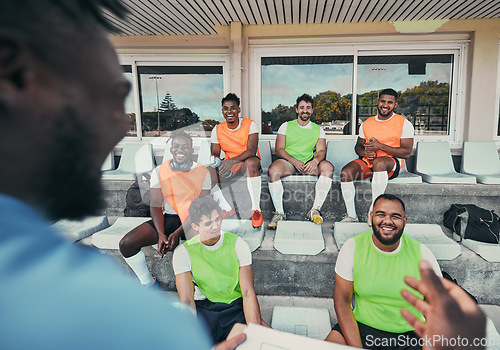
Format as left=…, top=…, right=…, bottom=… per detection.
left=101, top=140, right=500, bottom=184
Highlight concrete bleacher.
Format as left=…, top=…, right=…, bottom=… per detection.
left=84, top=141, right=500, bottom=336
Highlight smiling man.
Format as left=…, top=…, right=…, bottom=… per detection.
left=119, top=131, right=211, bottom=286
left=210, top=93, right=263, bottom=228
left=339, top=88, right=414, bottom=224
left=173, top=196, right=267, bottom=344
left=267, top=93, right=334, bottom=229
left=325, top=194, right=441, bottom=350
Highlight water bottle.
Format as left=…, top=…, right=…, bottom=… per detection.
left=209, top=156, right=232, bottom=178
left=209, top=156, right=221, bottom=168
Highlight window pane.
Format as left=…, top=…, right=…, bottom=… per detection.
left=122, top=65, right=137, bottom=137
left=138, top=66, right=224, bottom=137
left=261, top=56, right=354, bottom=135
left=357, top=54, right=454, bottom=135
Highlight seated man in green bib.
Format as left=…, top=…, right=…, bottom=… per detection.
left=267, top=93, right=334, bottom=229
left=173, top=196, right=268, bottom=344
left=325, top=194, right=442, bottom=350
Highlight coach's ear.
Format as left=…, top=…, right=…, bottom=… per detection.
left=0, top=35, right=31, bottom=92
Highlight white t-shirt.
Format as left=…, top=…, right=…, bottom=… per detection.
left=359, top=114, right=414, bottom=140
left=210, top=118, right=259, bottom=144
left=277, top=121, right=326, bottom=139
left=150, top=162, right=211, bottom=215
left=172, top=232, right=252, bottom=300
left=335, top=235, right=442, bottom=282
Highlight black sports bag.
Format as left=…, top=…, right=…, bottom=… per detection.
left=443, top=204, right=500, bottom=244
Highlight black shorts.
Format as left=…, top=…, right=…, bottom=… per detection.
left=332, top=321, right=421, bottom=350
left=195, top=298, right=246, bottom=344
left=145, top=214, right=185, bottom=240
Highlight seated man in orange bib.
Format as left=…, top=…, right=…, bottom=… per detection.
left=119, top=131, right=211, bottom=286
left=340, top=88, right=414, bottom=224
left=210, top=93, right=263, bottom=228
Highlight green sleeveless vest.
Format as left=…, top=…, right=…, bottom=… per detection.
left=353, top=231, right=424, bottom=333
left=185, top=232, right=242, bottom=304
left=284, top=120, right=321, bottom=164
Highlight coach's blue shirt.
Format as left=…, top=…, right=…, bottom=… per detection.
left=0, top=194, right=211, bottom=350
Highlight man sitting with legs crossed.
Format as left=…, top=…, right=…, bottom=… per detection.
left=340, top=88, right=413, bottom=224
left=119, top=131, right=210, bottom=286
left=267, top=93, right=334, bottom=229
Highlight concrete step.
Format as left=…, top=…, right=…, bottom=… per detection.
left=80, top=220, right=500, bottom=306
left=102, top=179, right=500, bottom=225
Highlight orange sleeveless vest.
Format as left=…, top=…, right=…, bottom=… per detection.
left=362, top=114, right=407, bottom=167
left=216, top=118, right=260, bottom=159
left=158, top=161, right=209, bottom=223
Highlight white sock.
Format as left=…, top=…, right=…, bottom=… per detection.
left=124, top=250, right=154, bottom=286
left=370, top=171, right=389, bottom=212
left=211, top=184, right=232, bottom=211
left=312, top=176, right=332, bottom=210
left=341, top=181, right=357, bottom=219
left=246, top=176, right=262, bottom=211
left=269, top=180, right=284, bottom=214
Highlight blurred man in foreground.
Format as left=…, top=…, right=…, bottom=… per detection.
left=0, top=1, right=244, bottom=349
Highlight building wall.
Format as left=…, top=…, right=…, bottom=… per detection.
left=110, top=18, right=500, bottom=144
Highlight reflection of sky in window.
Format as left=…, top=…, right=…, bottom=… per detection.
left=262, top=64, right=353, bottom=111
left=357, top=63, right=452, bottom=95
left=139, top=74, right=224, bottom=122
left=261, top=63, right=452, bottom=111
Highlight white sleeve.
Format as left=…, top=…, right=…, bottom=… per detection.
left=420, top=244, right=442, bottom=277
left=235, top=237, right=252, bottom=267
left=277, top=123, right=287, bottom=135
left=210, top=125, right=219, bottom=144
left=358, top=122, right=365, bottom=139
left=319, top=127, right=326, bottom=139
left=150, top=167, right=161, bottom=188
left=249, top=121, right=258, bottom=135
left=172, top=244, right=192, bottom=275
left=334, top=238, right=355, bottom=281
left=401, top=119, right=414, bottom=138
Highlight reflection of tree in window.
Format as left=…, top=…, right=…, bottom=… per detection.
left=261, top=55, right=353, bottom=134
left=138, top=65, right=223, bottom=137
left=357, top=54, right=453, bottom=136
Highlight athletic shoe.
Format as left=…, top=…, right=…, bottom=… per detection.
left=267, top=212, right=286, bottom=230
left=339, top=215, right=359, bottom=223
left=307, top=208, right=323, bottom=225
left=221, top=208, right=236, bottom=220
left=252, top=210, right=263, bottom=228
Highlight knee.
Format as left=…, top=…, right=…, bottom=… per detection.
left=268, top=163, right=282, bottom=182
left=119, top=235, right=131, bottom=255
left=245, top=157, right=260, bottom=173
left=340, top=167, right=353, bottom=182
left=371, top=157, right=390, bottom=172
left=319, top=161, right=334, bottom=177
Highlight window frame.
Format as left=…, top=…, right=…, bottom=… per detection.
left=119, top=54, right=230, bottom=141
left=495, top=43, right=500, bottom=142
left=250, top=39, right=468, bottom=148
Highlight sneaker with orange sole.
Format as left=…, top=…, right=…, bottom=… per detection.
left=251, top=210, right=263, bottom=228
